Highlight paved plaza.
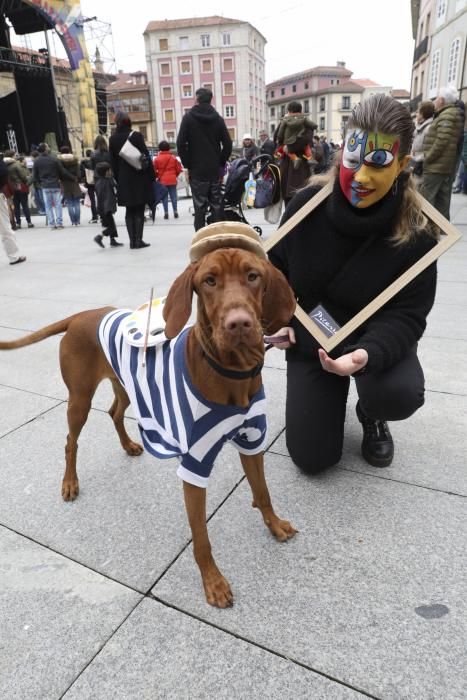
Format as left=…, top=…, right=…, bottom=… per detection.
left=0, top=194, right=466, bottom=699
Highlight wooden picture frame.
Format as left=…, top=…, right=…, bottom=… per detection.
left=263, top=182, right=462, bottom=352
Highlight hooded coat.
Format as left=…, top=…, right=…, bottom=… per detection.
left=176, top=103, right=232, bottom=180
left=423, top=103, right=463, bottom=175
left=58, top=154, right=82, bottom=198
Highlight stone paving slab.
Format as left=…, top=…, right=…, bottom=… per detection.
left=0, top=526, right=140, bottom=700
left=153, top=455, right=467, bottom=700
left=64, top=598, right=365, bottom=700
left=419, top=336, right=467, bottom=395
left=0, top=385, right=61, bottom=438
left=0, top=400, right=285, bottom=592
left=270, top=387, right=467, bottom=496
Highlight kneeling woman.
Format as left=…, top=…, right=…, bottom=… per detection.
left=268, top=94, right=438, bottom=473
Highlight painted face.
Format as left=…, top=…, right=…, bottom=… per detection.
left=339, top=130, right=401, bottom=208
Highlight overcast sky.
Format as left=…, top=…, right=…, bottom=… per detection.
left=13, top=0, right=416, bottom=89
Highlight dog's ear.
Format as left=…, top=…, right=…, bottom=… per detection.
left=163, top=263, right=198, bottom=338
left=262, top=262, right=296, bottom=334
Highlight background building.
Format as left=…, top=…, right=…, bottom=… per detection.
left=106, top=70, right=154, bottom=146
left=411, top=0, right=467, bottom=110
left=144, top=16, right=267, bottom=147
left=266, top=63, right=400, bottom=144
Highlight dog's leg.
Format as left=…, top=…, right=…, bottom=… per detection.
left=183, top=482, right=233, bottom=608
left=109, top=379, right=143, bottom=456
left=63, top=392, right=94, bottom=501
left=240, top=453, right=297, bottom=541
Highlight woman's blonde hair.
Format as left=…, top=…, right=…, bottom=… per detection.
left=310, top=94, right=436, bottom=245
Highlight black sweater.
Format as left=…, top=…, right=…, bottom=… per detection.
left=176, top=104, right=232, bottom=179
left=268, top=178, right=438, bottom=373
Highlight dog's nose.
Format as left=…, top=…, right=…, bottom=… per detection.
left=224, top=309, right=253, bottom=333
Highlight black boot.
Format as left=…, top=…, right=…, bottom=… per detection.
left=356, top=401, right=394, bottom=467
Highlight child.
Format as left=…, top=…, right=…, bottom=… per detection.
left=275, top=101, right=317, bottom=169
left=93, top=162, right=123, bottom=248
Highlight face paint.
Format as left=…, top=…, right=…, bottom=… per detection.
left=339, top=130, right=401, bottom=208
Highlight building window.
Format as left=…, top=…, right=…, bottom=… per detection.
left=281, top=105, right=286, bottom=116
left=331, top=80, right=334, bottom=85
left=271, top=90, right=275, bottom=98
left=159, top=62, right=171, bottom=76
left=201, top=34, right=210, bottom=47
left=435, top=0, right=447, bottom=26
left=159, top=38, right=168, bottom=51
left=320, top=97, right=325, bottom=111
left=342, top=95, right=351, bottom=109
left=223, top=81, right=234, bottom=96
left=292, top=84, right=297, bottom=93
left=223, top=33, right=231, bottom=46
left=320, top=117, right=325, bottom=130
left=163, top=109, right=174, bottom=122
left=223, top=57, right=234, bottom=72
left=179, top=36, right=188, bottom=50
left=181, top=84, right=193, bottom=99
left=166, top=131, right=175, bottom=141
left=304, top=99, right=309, bottom=113
left=162, top=86, right=173, bottom=99
left=180, top=60, right=192, bottom=74
left=203, top=82, right=213, bottom=92
left=281, top=87, right=285, bottom=95
left=428, top=49, right=441, bottom=94
left=304, top=81, right=309, bottom=89
left=224, top=105, right=235, bottom=118
left=139, top=125, right=147, bottom=140
left=201, top=58, right=212, bottom=73
left=270, top=106, right=275, bottom=117
left=270, top=123, right=275, bottom=134
left=336, top=79, right=340, bottom=84
left=447, top=38, right=461, bottom=85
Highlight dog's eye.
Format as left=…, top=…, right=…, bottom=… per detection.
left=204, top=275, right=216, bottom=286
left=247, top=272, right=259, bottom=282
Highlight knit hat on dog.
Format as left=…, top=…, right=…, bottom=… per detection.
left=189, top=222, right=266, bottom=262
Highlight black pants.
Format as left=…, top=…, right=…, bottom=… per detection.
left=125, top=204, right=145, bottom=247
left=13, top=191, right=31, bottom=224
left=101, top=212, right=118, bottom=238
left=285, top=347, right=425, bottom=474
left=190, top=179, right=223, bottom=231
left=87, top=185, right=98, bottom=220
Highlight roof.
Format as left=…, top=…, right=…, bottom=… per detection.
left=391, top=89, right=411, bottom=98
left=145, top=16, right=243, bottom=32
left=107, top=71, right=149, bottom=92
left=350, top=78, right=381, bottom=87
left=266, top=65, right=352, bottom=88
left=323, top=81, right=365, bottom=94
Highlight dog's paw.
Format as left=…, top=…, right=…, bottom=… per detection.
left=267, top=517, right=298, bottom=542
left=124, top=440, right=144, bottom=456
left=203, top=573, right=234, bottom=608
left=62, top=479, right=79, bottom=501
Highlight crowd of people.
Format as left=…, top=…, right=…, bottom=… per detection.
left=1, top=86, right=465, bottom=267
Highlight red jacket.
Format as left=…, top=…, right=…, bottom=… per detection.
left=153, top=151, right=182, bottom=186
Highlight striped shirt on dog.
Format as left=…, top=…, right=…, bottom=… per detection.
left=98, top=309, right=268, bottom=488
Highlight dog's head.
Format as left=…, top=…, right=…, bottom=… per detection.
left=163, top=223, right=296, bottom=351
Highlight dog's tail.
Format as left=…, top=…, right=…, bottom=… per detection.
left=0, top=315, right=79, bottom=350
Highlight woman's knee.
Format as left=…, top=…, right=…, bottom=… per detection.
left=361, top=385, right=425, bottom=421
left=286, top=430, right=343, bottom=475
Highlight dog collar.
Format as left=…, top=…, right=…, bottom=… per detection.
left=202, top=350, right=263, bottom=380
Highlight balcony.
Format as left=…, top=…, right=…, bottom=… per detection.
left=338, top=102, right=353, bottom=111
left=413, top=36, right=429, bottom=64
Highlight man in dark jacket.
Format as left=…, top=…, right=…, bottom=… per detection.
left=176, top=87, right=232, bottom=230
left=421, top=86, right=464, bottom=220
left=32, top=143, right=75, bottom=229
left=258, top=130, right=276, bottom=158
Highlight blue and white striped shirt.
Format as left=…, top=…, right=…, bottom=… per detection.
left=98, top=309, right=268, bottom=488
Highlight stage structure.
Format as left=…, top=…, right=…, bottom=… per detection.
left=0, top=0, right=98, bottom=151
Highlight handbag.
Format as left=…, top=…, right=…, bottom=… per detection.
left=119, top=131, right=143, bottom=170
left=264, top=198, right=283, bottom=224
left=254, top=175, right=274, bottom=208
left=83, top=191, right=92, bottom=208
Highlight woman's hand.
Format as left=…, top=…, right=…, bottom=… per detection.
left=318, top=348, right=368, bottom=376
left=264, top=326, right=296, bottom=350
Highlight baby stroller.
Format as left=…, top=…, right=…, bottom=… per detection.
left=221, top=154, right=281, bottom=235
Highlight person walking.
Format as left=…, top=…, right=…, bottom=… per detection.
left=176, top=87, right=232, bottom=231
left=109, top=112, right=154, bottom=249
left=153, top=141, right=182, bottom=219
left=421, top=86, right=464, bottom=220
left=258, top=129, right=276, bottom=158
left=268, top=94, right=438, bottom=476
left=93, top=161, right=123, bottom=248
left=80, top=149, right=98, bottom=222
left=0, top=161, right=26, bottom=265
left=58, top=146, right=82, bottom=226
left=8, top=155, right=34, bottom=229
left=30, top=150, right=46, bottom=215
left=410, top=100, right=435, bottom=188
left=32, top=143, right=75, bottom=229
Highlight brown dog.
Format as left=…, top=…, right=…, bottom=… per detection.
left=0, top=227, right=297, bottom=607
